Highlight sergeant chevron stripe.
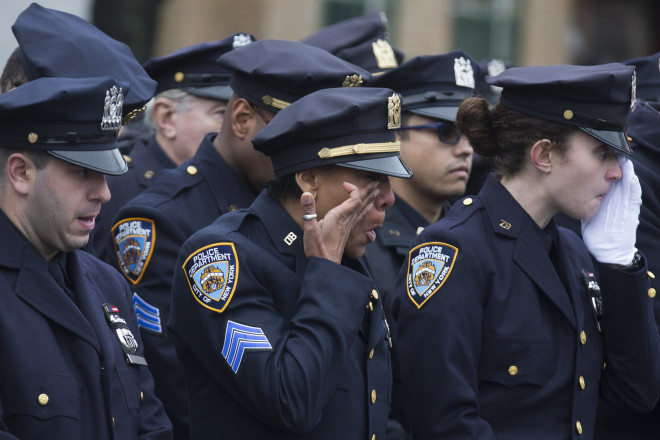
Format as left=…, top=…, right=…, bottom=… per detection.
left=132, top=292, right=162, bottom=333
left=222, top=320, right=272, bottom=373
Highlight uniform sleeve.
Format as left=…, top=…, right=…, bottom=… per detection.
left=597, top=256, right=660, bottom=412
left=170, top=236, right=374, bottom=434
left=392, top=231, right=497, bottom=439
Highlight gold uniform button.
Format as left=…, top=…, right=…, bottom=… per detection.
left=564, top=109, right=574, bottom=120
left=140, top=391, right=144, bottom=401
left=371, top=289, right=379, bottom=300
left=648, top=288, right=656, bottom=298
left=580, top=331, right=587, bottom=345
left=648, top=270, right=655, bottom=279
left=144, top=170, right=155, bottom=180
left=28, top=132, right=39, bottom=143
left=187, top=165, right=198, bottom=175
left=367, top=302, right=374, bottom=311
left=579, top=376, right=585, bottom=390
left=508, top=365, right=518, bottom=376
left=369, top=349, right=375, bottom=359
left=576, top=420, right=583, bottom=434
left=371, top=389, right=377, bottom=404
left=372, top=435, right=376, bottom=440
left=38, top=393, right=49, bottom=405
left=112, top=417, right=116, bottom=426
left=463, top=198, right=473, bottom=206
left=122, top=154, right=132, bottom=163
left=174, top=72, right=184, bottom=82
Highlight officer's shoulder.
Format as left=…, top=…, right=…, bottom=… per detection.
left=441, top=195, right=484, bottom=227
left=122, top=163, right=205, bottom=210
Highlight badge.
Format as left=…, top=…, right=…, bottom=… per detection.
left=222, top=320, right=272, bottom=374
left=388, top=93, right=401, bottom=129
left=112, top=218, right=155, bottom=285
left=182, top=243, right=239, bottom=313
left=406, top=242, right=458, bottom=309
left=103, top=304, right=148, bottom=366
left=581, top=270, right=602, bottom=332
left=101, top=85, right=123, bottom=131
left=372, top=39, right=398, bottom=69
left=454, top=56, right=475, bottom=89
left=132, top=292, right=162, bottom=334
left=232, top=33, right=253, bottom=48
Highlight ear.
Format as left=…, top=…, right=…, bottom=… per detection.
left=230, top=98, right=254, bottom=141
left=529, top=139, right=553, bottom=173
left=295, top=168, right=319, bottom=198
left=6, top=152, right=36, bottom=195
left=152, top=98, right=177, bottom=139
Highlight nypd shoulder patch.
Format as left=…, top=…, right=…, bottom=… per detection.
left=112, top=218, right=156, bottom=285
left=406, top=242, right=458, bottom=309
left=182, top=243, right=239, bottom=313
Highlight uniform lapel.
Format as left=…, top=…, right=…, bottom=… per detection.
left=15, top=250, right=101, bottom=352
left=481, top=180, right=577, bottom=328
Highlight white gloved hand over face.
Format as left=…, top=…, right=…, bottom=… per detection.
left=581, top=156, right=641, bottom=266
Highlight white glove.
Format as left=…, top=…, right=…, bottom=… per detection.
left=581, top=156, right=641, bottom=266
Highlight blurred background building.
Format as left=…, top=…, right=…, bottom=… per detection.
left=2, top=0, right=660, bottom=73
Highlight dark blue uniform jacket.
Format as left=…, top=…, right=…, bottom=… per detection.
left=169, top=191, right=392, bottom=439
left=108, top=133, right=256, bottom=439
left=89, top=134, right=175, bottom=259
left=0, top=212, right=172, bottom=439
left=392, top=179, right=659, bottom=440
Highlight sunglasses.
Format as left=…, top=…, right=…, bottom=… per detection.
left=396, top=121, right=462, bottom=145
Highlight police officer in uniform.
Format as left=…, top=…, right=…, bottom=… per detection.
left=362, top=49, right=483, bottom=438
left=0, top=76, right=171, bottom=439
left=169, top=86, right=411, bottom=439
left=392, top=63, right=659, bottom=439
left=89, top=33, right=255, bottom=259
left=594, top=52, right=660, bottom=440
left=109, top=39, right=371, bottom=439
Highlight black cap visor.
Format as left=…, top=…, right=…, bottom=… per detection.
left=580, top=127, right=632, bottom=155
left=338, top=155, right=413, bottom=178
left=181, top=85, right=233, bottom=101
left=49, top=148, right=127, bottom=175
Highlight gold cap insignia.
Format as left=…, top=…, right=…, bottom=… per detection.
left=342, top=74, right=363, bottom=87
left=563, top=110, right=574, bottom=120
left=372, top=39, right=398, bottom=69
left=262, top=95, right=290, bottom=110
left=174, top=72, right=185, bottom=83
left=388, top=93, right=401, bottom=129
left=28, top=133, right=38, bottom=144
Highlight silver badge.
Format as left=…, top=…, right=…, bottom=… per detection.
left=631, top=71, right=637, bottom=111
left=233, top=34, right=253, bottom=48
left=101, top=85, right=123, bottom=131
left=454, top=57, right=475, bottom=89
left=116, top=328, right=139, bottom=353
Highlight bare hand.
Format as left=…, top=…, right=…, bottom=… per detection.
left=300, top=181, right=380, bottom=263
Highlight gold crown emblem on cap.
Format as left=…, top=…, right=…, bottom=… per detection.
left=372, top=39, right=398, bottom=69
left=388, top=93, right=401, bottom=129
left=101, top=85, right=124, bottom=131
left=342, top=74, right=363, bottom=87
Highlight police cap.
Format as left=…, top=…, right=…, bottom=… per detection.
left=143, top=33, right=255, bottom=100
left=623, top=52, right=660, bottom=104
left=371, top=50, right=484, bottom=121
left=0, top=76, right=129, bottom=175
left=627, top=100, right=660, bottom=152
left=488, top=63, right=636, bottom=155
left=12, top=3, right=156, bottom=118
left=251, top=87, right=412, bottom=179
left=302, top=12, right=404, bottom=74
left=217, top=39, right=371, bottom=113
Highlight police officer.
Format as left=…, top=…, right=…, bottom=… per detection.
left=0, top=76, right=171, bottom=439
left=109, top=39, right=371, bottom=439
left=88, top=32, right=256, bottom=259
left=302, top=11, right=404, bottom=74
left=362, top=49, right=483, bottom=438
left=594, top=52, right=660, bottom=440
left=169, top=86, right=411, bottom=439
left=392, top=63, right=659, bottom=439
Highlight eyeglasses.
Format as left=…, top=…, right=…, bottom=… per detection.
left=252, top=104, right=273, bottom=125
left=396, top=121, right=462, bottom=145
